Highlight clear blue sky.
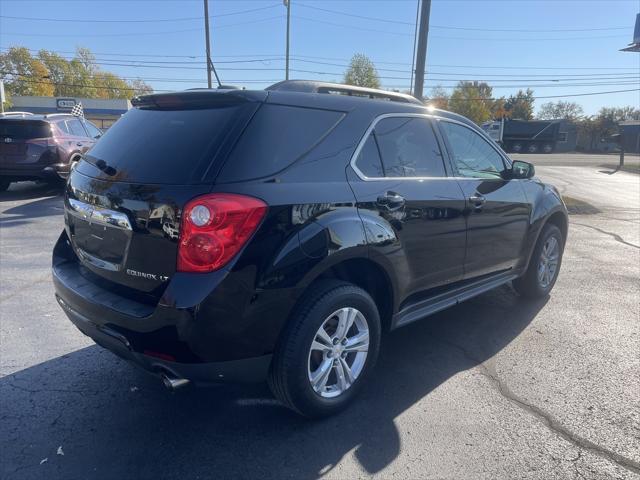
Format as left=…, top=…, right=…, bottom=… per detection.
left=1, top=0, right=639, bottom=115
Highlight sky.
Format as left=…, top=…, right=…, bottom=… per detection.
left=1, top=0, right=639, bottom=115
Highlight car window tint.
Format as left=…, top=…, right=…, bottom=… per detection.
left=219, top=104, right=344, bottom=182
left=84, top=121, right=102, bottom=138
left=440, top=121, right=505, bottom=178
left=373, top=117, right=445, bottom=178
left=355, top=134, right=384, bottom=177
left=66, top=119, right=88, bottom=137
left=77, top=105, right=251, bottom=184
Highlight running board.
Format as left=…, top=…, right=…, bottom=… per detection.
left=393, top=272, right=518, bottom=329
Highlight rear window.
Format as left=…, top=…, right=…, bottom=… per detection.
left=77, top=105, right=251, bottom=184
left=0, top=120, right=52, bottom=139
left=218, top=104, right=344, bottom=182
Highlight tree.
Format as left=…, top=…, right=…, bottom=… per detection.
left=344, top=53, right=380, bottom=89
left=577, top=106, right=640, bottom=150
left=537, top=101, right=584, bottom=121
left=0, top=46, right=152, bottom=99
left=0, top=47, right=55, bottom=96
left=504, top=89, right=534, bottom=120
left=426, top=86, right=449, bottom=109
left=448, top=81, right=495, bottom=124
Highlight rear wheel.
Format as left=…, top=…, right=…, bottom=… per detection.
left=511, top=142, right=524, bottom=153
left=542, top=143, right=554, bottom=154
left=268, top=280, right=381, bottom=418
left=514, top=224, right=564, bottom=298
left=527, top=143, right=539, bottom=153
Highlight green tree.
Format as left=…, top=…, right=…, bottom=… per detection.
left=504, top=89, right=534, bottom=120
left=344, top=53, right=380, bottom=89
left=448, top=81, right=494, bottom=124
left=537, top=101, right=584, bottom=121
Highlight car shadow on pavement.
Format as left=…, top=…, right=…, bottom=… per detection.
left=1, top=286, right=547, bottom=480
left=0, top=181, right=63, bottom=202
left=0, top=194, right=64, bottom=229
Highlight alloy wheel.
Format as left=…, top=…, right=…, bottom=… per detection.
left=307, top=307, right=369, bottom=398
left=538, top=236, right=560, bottom=288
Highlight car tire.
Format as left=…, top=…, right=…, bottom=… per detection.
left=512, top=142, right=523, bottom=153
left=513, top=224, right=564, bottom=298
left=0, top=179, right=10, bottom=192
left=268, top=279, right=381, bottom=418
left=527, top=143, right=538, bottom=153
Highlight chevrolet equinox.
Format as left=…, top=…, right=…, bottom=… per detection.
left=52, top=81, right=568, bottom=418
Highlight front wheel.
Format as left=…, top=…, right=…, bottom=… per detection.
left=268, top=280, right=381, bottom=418
left=514, top=224, right=564, bottom=298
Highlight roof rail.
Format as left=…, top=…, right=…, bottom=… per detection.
left=44, top=113, right=74, bottom=118
left=266, top=80, right=423, bottom=105
left=1, top=111, right=34, bottom=117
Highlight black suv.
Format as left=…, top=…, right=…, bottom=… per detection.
left=53, top=81, right=568, bottom=417
left=0, top=112, right=103, bottom=191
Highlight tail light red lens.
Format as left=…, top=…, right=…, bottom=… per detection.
left=177, top=193, right=267, bottom=273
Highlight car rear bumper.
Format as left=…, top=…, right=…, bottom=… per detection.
left=1, top=163, right=69, bottom=181
left=55, top=294, right=271, bottom=385
left=52, top=231, right=286, bottom=384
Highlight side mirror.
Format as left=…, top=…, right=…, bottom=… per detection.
left=510, top=160, right=535, bottom=179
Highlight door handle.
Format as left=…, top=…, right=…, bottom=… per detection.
left=376, top=192, right=406, bottom=211
left=468, top=195, right=486, bottom=209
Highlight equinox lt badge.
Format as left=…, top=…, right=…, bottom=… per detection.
left=126, top=269, right=169, bottom=282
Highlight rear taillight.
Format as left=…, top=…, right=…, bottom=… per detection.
left=177, top=193, right=267, bottom=273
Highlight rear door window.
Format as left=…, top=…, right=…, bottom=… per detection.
left=83, top=121, right=103, bottom=139
left=76, top=105, right=254, bottom=184
left=354, top=116, right=446, bottom=178
left=218, top=104, right=344, bottom=182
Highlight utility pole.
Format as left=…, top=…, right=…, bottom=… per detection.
left=284, top=0, right=291, bottom=80
left=204, top=0, right=213, bottom=88
left=412, top=0, right=431, bottom=101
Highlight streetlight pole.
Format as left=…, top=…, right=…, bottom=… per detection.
left=284, top=0, right=291, bottom=80
left=204, top=0, right=213, bottom=88
left=412, top=0, right=431, bottom=100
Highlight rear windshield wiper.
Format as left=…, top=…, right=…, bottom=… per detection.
left=81, top=154, right=118, bottom=176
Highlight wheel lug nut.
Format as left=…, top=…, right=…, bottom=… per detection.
left=342, top=339, right=347, bottom=345
left=333, top=338, right=339, bottom=345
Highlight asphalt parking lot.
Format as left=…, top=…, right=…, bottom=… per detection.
left=1, top=153, right=639, bottom=479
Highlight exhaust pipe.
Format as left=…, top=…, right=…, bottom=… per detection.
left=160, top=373, right=190, bottom=391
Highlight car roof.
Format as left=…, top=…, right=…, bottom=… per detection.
left=0, top=113, right=76, bottom=123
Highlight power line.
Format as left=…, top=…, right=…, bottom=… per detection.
left=295, top=3, right=629, bottom=32
left=0, top=4, right=281, bottom=23
left=1, top=15, right=284, bottom=37
left=3, top=47, right=635, bottom=71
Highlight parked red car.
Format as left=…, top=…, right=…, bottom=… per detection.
left=0, top=112, right=103, bottom=191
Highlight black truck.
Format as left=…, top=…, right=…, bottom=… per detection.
left=483, top=119, right=562, bottom=153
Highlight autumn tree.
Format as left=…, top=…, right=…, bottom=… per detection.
left=537, top=101, right=584, bottom=121
left=344, top=54, right=380, bottom=89
left=0, top=46, right=152, bottom=99
left=0, top=47, right=54, bottom=96
left=426, top=86, right=449, bottom=110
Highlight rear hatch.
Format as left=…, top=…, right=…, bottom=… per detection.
left=0, top=118, right=55, bottom=167
left=65, top=90, right=265, bottom=302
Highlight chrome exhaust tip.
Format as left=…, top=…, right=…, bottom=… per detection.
left=160, top=373, right=190, bottom=391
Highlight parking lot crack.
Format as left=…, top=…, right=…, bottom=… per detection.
left=571, top=222, right=640, bottom=249
left=438, top=337, right=640, bottom=475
